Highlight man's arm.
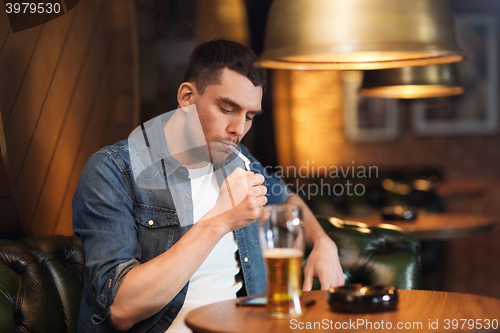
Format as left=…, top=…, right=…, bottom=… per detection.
left=110, top=168, right=267, bottom=331
left=284, top=193, right=345, bottom=290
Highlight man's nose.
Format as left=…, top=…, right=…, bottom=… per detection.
left=227, top=115, right=246, bottom=136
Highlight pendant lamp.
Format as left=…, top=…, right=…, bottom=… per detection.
left=255, top=0, right=464, bottom=70
left=360, top=64, right=464, bottom=99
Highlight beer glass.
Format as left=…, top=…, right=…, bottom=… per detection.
left=259, top=204, right=305, bottom=318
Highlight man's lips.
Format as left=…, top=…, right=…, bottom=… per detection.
left=221, top=142, right=237, bottom=153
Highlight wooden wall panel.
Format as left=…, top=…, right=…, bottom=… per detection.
left=0, top=13, right=11, bottom=52
left=31, top=4, right=109, bottom=235
left=4, top=12, right=74, bottom=184
left=55, top=68, right=115, bottom=235
left=0, top=26, right=41, bottom=123
left=8, top=1, right=92, bottom=183
left=0, top=155, right=11, bottom=197
left=14, top=5, right=88, bottom=223
left=6, top=17, right=77, bottom=225
left=0, top=150, right=24, bottom=238
left=0, top=0, right=139, bottom=237
left=14, top=1, right=102, bottom=228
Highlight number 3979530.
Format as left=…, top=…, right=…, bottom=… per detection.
left=5, top=2, right=62, bottom=14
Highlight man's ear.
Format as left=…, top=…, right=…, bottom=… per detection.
left=177, top=82, right=196, bottom=112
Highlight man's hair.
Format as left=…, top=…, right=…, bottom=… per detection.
left=184, top=39, right=267, bottom=94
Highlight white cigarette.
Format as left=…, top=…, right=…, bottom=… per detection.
left=229, top=145, right=251, bottom=171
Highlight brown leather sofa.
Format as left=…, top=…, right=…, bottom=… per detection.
left=0, top=217, right=420, bottom=332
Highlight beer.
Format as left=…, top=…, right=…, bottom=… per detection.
left=264, top=248, right=304, bottom=318
left=259, top=204, right=305, bottom=318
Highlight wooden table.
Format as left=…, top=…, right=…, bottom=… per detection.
left=185, top=290, right=500, bottom=332
left=341, top=213, right=496, bottom=240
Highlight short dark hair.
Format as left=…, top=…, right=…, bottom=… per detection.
left=184, top=39, right=267, bottom=94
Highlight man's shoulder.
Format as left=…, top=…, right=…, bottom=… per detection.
left=95, top=139, right=129, bottom=156
left=86, top=140, right=132, bottom=171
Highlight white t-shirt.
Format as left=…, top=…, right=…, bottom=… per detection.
left=167, top=163, right=242, bottom=332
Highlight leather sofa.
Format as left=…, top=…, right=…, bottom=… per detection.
left=0, top=217, right=420, bottom=332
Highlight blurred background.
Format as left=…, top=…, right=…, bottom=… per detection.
left=0, top=0, right=499, bottom=298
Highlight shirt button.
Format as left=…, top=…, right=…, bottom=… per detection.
left=148, top=220, right=154, bottom=226
left=244, top=257, right=249, bottom=263
left=184, top=194, right=189, bottom=199
left=170, top=308, right=176, bottom=313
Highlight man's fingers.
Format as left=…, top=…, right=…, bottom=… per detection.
left=337, top=273, right=346, bottom=287
left=306, top=264, right=345, bottom=291
left=318, top=272, right=333, bottom=291
left=247, top=173, right=265, bottom=186
left=302, top=267, right=313, bottom=291
left=227, top=167, right=252, bottom=180
left=226, top=168, right=263, bottom=189
left=256, top=195, right=268, bottom=207
left=250, top=185, right=267, bottom=197
left=321, top=273, right=345, bottom=290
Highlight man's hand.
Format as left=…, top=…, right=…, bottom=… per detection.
left=283, top=193, right=345, bottom=291
left=302, top=235, right=345, bottom=291
left=202, top=167, right=267, bottom=232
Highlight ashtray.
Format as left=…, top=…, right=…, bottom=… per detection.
left=328, top=284, right=398, bottom=313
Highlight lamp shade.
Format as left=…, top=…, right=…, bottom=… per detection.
left=255, top=0, right=464, bottom=70
left=360, top=64, right=464, bottom=99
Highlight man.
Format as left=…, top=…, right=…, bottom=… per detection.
left=73, top=39, right=344, bottom=333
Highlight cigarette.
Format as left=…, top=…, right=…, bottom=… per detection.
left=229, top=145, right=251, bottom=171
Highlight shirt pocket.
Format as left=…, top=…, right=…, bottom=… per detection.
left=134, top=204, right=179, bottom=260
left=134, top=204, right=178, bottom=228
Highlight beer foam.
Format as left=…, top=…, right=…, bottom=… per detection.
left=263, top=248, right=303, bottom=258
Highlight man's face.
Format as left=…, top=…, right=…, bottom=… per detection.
left=191, top=68, right=263, bottom=164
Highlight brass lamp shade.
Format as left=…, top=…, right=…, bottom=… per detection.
left=360, top=64, right=464, bottom=99
left=256, top=0, right=464, bottom=70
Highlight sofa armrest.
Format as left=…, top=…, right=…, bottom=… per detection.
left=0, top=236, right=84, bottom=333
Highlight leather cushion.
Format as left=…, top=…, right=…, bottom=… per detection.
left=18, top=235, right=84, bottom=333
left=0, top=239, right=67, bottom=332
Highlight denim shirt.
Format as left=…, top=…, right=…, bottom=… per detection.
left=73, top=111, right=291, bottom=333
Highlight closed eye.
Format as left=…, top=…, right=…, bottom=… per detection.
left=219, top=103, right=258, bottom=121
left=246, top=111, right=261, bottom=122
left=219, top=105, right=233, bottom=114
